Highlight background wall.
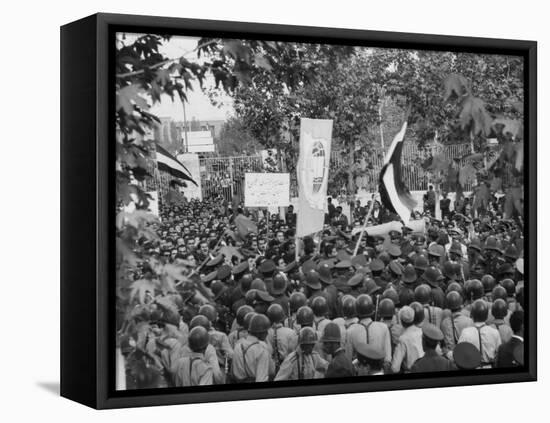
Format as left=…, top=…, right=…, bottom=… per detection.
left=2, top=0, right=546, bottom=420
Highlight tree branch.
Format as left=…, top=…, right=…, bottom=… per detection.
left=116, top=39, right=219, bottom=79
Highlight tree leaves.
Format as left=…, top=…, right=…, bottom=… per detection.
left=253, top=53, right=273, bottom=71
left=492, top=116, right=523, bottom=140
left=130, top=279, right=156, bottom=304
left=116, top=84, right=149, bottom=114
left=222, top=39, right=251, bottom=64
left=458, top=96, right=492, bottom=136
left=443, top=73, right=471, bottom=101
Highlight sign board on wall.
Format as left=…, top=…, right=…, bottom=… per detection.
left=244, top=173, right=290, bottom=207
left=183, top=131, right=214, bottom=153
left=176, top=153, right=203, bottom=200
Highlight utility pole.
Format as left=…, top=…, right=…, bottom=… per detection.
left=182, top=95, right=189, bottom=152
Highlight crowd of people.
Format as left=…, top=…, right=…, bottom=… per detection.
left=123, top=187, right=525, bottom=389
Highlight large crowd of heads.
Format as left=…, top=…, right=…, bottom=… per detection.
left=124, top=188, right=525, bottom=388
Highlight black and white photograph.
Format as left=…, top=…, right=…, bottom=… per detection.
left=114, top=32, right=528, bottom=391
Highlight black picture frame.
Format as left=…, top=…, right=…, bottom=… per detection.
left=60, top=12, right=537, bottom=409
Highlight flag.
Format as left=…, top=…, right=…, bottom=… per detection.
left=379, top=121, right=417, bottom=223
left=234, top=214, right=258, bottom=240
left=296, top=118, right=333, bottom=237
left=155, top=144, right=197, bottom=186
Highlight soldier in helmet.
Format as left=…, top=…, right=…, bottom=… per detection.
left=198, top=304, right=234, bottom=368
left=414, top=283, right=444, bottom=329
left=295, top=305, right=315, bottom=332
left=285, top=292, right=307, bottom=331
left=441, top=291, right=473, bottom=358
left=332, top=295, right=358, bottom=345
left=500, top=278, right=521, bottom=313
left=481, top=275, right=496, bottom=303
left=489, top=299, right=513, bottom=343
left=274, top=327, right=328, bottom=380
left=464, top=279, right=484, bottom=313
left=266, top=303, right=298, bottom=371
left=231, top=314, right=275, bottom=382
left=345, top=294, right=392, bottom=363
left=483, top=236, right=505, bottom=277
left=269, top=273, right=290, bottom=315
left=174, top=326, right=214, bottom=387
left=413, top=255, right=429, bottom=280
left=377, top=297, right=403, bottom=351
left=322, top=323, right=355, bottom=378
left=458, top=299, right=502, bottom=368
left=185, top=315, right=224, bottom=384
left=228, top=305, right=253, bottom=348
left=421, top=266, right=446, bottom=309
left=311, top=296, right=331, bottom=334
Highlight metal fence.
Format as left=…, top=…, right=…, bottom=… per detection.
left=199, top=155, right=264, bottom=202
left=329, top=143, right=475, bottom=193
left=194, top=144, right=475, bottom=201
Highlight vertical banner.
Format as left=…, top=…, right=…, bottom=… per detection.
left=176, top=153, right=203, bottom=200
left=296, top=118, right=333, bottom=237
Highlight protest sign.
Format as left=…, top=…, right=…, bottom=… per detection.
left=244, top=173, right=290, bottom=207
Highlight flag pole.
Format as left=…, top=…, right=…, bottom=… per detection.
left=353, top=193, right=377, bottom=256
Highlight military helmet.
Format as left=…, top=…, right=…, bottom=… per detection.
left=249, top=313, right=271, bottom=335
left=250, top=278, right=267, bottom=292
left=492, top=285, right=508, bottom=301
left=500, top=278, right=516, bottom=296
left=470, top=299, right=489, bottom=322
left=491, top=298, right=508, bottom=320
left=198, top=304, right=217, bottom=323
left=240, top=273, right=254, bottom=291
left=414, top=254, right=429, bottom=272
left=409, top=301, right=425, bottom=325
left=382, top=287, right=399, bottom=305
left=320, top=322, right=341, bottom=343
left=270, top=273, right=287, bottom=295
left=298, top=326, right=318, bottom=345
left=356, top=294, right=375, bottom=318
left=243, top=311, right=257, bottom=330
left=189, top=314, right=211, bottom=331
left=446, top=291, right=463, bottom=312
left=341, top=295, right=357, bottom=318
left=236, top=305, right=254, bottom=327
left=188, top=326, right=210, bottom=352
left=317, top=263, right=333, bottom=284
left=446, top=281, right=464, bottom=297
left=267, top=303, right=285, bottom=324
left=466, top=279, right=484, bottom=300
left=481, top=275, right=496, bottom=293
left=245, top=289, right=258, bottom=306
left=399, top=287, right=415, bottom=307
left=414, top=284, right=432, bottom=305
left=311, top=296, right=329, bottom=317
left=296, top=305, right=315, bottom=326
left=378, top=298, right=395, bottom=319
left=289, top=291, right=307, bottom=313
